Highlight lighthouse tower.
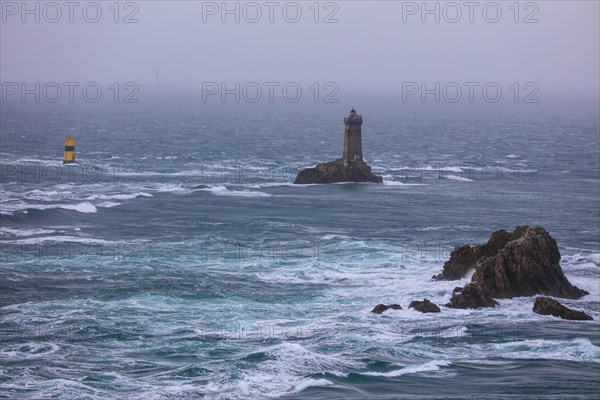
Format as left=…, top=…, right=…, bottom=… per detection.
left=343, top=108, right=363, bottom=163
left=293, top=108, right=383, bottom=184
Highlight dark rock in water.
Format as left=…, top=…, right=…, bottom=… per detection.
left=472, top=226, right=588, bottom=299
left=294, top=159, right=382, bottom=184
left=433, top=229, right=512, bottom=280
left=371, top=303, right=402, bottom=314
left=449, top=283, right=498, bottom=309
left=446, top=226, right=588, bottom=309
left=533, top=297, right=593, bottom=321
left=408, top=299, right=441, bottom=313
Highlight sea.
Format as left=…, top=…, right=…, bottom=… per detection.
left=1, top=88, right=599, bottom=399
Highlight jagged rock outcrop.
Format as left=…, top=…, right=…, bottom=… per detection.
left=294, top=159, right=382, bottom=184
left=446, top=226, right=588, bottom=309
left=533, top=297, right=593, bottom=321
left=448, top=283, right=498, bottom=308
left=472, top=226, right=588, bottom=299
left=371, top=304, right=402, bottom=314
left=433, top=229, right=513, bottom=280
left=408, top=299, right=441, bottom=313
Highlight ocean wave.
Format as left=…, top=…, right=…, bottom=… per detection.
left=246, top=182, right=305, bottom=189
left=487, top=338, right=600, bottom=363
left=200, top=185, right=272, bottom=198
left=48, top=201, right=98, bottom=214
left=13, top=158, right=63, bottom=165
left=126, top=170, right=206, bottom=177
left=1, top=201, right=98, bottom=215
left=0, top=227, right=57, bottom=238
left=562, top=252, right=600, bottom=268
left=85, top=192, right=153, bottom=201
left=382, top=179, right=409, bottom=186
left=1, top=342, right=60, bottom=360
left=440, top=174, right=474, bottom=182
left=1, top=189, right=74, bottom=204
left=320, top=234, right=351, bottom=241
left=362, top=360, right=451, bottom=377
left=417, top=224, right=479, bottom=231
left=292, top=378, right=334, bottom=393
left=205, top=342, right=362, bottom=399
left=96, top=201, right=122, bottom=208
left=1, top=235, right=116, bottom=245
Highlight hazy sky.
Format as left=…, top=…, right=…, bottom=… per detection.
left=1, top=1, right=599, bottom=94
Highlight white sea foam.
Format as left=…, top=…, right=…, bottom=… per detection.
left=152, top=183, right=191, bottom=193
left=200, top=185, right=272, bottom=198
left=2, top=200, right=100, bottom=215
left=321, top=234, right=351, bottom=241
left=562, top=252, right=600, bottom=268
left=59, top=201, right=98, bottom=213
left=1, top=342, right=60, bottom=360
left=97, top=201, right=122, bottom=208
left=0, top=227, right=57, bottom=237
left=2, top=235, right=115, bottom=245
left=206, top=342, right=362, bottom=399
left=247, top=182, right=305, bottom=189
left=363, top=360, right=451, bottom=377
left=127, top=169, right=206, bottom=177
left=14, top=158, right=62, bottom=165
left=85, top=192, right=152, bottom=201
left=471, top=165, right=538, bottom=173
left=292, top=378, right=334, bottom=392
left=383, top=180, right=411, bottom=186
left=485, top=338, right=600, bottom=362
left=402, top=164, right=463, bottom=172
left=441, top=174, right=474, bottom=182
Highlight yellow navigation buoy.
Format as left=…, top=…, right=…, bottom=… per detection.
left=63, top=137, right=75, bottom=164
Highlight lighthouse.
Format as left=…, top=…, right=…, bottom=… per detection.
left=294, top=108, right=382, bottom=184
left=343, top=108, right=363, bottom=163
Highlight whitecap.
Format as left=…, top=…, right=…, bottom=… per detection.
left=0, top=227, right=57, bottom=237
left=293, top=378, right=334, bottom=393
left=3, top=201, right=98, bottom=215
left=97, top=201, right=122, bottom=208
left=200, top=185, right=272, bottom=198
left=383, top=180, right=408, bottom=186
left=59, top=201, right=97, bottom=213
left=321, top=234, right=350, bottom=241
left=485, top=338, right=600, bottom=362
left=205, top=342, right=362, bottom=399
left=2, top=235, right=115, bottom=245
left=440, top=175, right=474, bottom=182
left=363, top=360, right=451, bottom=377
left=85, top=192, right=152, bottom=201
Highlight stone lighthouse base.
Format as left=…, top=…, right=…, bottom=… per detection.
left=293, top=159, right=383, bottom=184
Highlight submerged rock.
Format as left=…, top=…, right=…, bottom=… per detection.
left=448, top=283, right=498, bottom=309
left=294, top=159, right=382, bottom=184
left=408, top=299, right=441, bottom=313
left=445, top=226, right=588, bottom=309
left=371, top=303, right=402, bottom=314
left=533, top=297, right=593, bottom=320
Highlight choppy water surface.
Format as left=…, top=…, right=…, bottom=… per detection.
left=1, top=93, right=599, bottom=399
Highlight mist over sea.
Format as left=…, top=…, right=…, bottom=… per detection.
left=1, top=90, right=599, bottom=399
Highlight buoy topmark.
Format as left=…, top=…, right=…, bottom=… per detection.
left=64, top=137, right=75, bottom=164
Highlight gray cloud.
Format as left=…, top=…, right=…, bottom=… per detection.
left=1, top=1, right=598, bottom=94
